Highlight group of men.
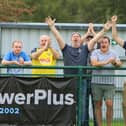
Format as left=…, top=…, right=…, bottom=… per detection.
left=1, top=15, right=125, bottom=126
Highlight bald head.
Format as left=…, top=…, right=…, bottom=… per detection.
left=39, top=35, right=51, bottom=48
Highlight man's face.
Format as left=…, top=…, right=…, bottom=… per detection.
left=13, top=42, right=22, bottom=55
left=40, top=36, right=50, bottom=48
left=100, top=38, right=110, bottom=52
left=71, top=33, right=81, bottom=48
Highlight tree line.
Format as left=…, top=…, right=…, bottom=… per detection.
left=0, top=0, right=126, bottom=23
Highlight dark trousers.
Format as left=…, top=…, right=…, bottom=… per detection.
left=81, top=79, right=97, bottom=126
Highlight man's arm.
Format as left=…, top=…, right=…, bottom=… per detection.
left=111, top=15, right=125, bottom=47
left=50, top=47, right=60, bottom=59
left=45, top=16, right=65, bottom=50
left=23, top=61, right=32, bottom=65
left=91, top=56, right=120, bottom=67
left=1, top=60, right=19, bottom=65
left=31, top=48, right=46, bottom=59
left=81, top=23, right=96, bottom=43
left=88, top=21, right=112, bottom=51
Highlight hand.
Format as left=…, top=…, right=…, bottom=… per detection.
left=43, top=41, right=49, bottom=51
left=89, top=23, right=94, bottom=31
left=12, top=61, right=20, bottom=65
left=45, top=16, right=56, bottom=27
left=103, top=21, right=112, bottom=32
left=19, top=57, right=24, bottom=65
left=111, top=15, right=117, bottom=23
left=108, top=57, right=116, bottom=64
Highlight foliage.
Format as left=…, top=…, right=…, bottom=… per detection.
left=0, top=0, right=35, bottom=22
left=0, top=0, right=126, bottom=23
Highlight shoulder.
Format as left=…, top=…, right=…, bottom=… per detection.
left=62, top=44, right=71, bottom=51
left=91, top=49, right=99, bottom=54
left=20, top=51, right=29, bottom=56
left=4, top=51, right=13, bottom=56
left=109, top=49, right=117, bottom=55
left=31, top=48, right=38, bottom=53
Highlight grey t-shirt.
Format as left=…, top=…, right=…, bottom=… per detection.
left=62, top=44, right=89, bottom=74
left=90, top=49, right=120, bottom=85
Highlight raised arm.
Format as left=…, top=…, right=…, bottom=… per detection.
left=81, top=23, right=96, bottom=43
left=45, top=16, right=65, bottom=50
left=111, top=15, right=125, bottom=47
left=88, top=21, right=112, bottom=51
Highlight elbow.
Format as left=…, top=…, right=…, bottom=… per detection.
left=91, top=62, right=96, bottom=66
left=1, top=60, right=6, bottom=65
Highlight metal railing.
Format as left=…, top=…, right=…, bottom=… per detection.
left=0, top=64, right=126, bottom=126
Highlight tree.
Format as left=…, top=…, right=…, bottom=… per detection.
left=0, top=0, right=35, bottom=22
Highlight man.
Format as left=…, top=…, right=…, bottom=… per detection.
left=111, top=15, right=126, bottom=126
left=90, top=36, right=122, bottom=126
left=31, top=35, right=60, bottom=75
left=2, top=40, right=31, bottom=74
left=111, top=15, right=126, bottom=48
left=83, top=23, right=98, bottom=126
left=45, top=16, right=112, bottom=126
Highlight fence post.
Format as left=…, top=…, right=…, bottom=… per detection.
left=77, top=66, right=83, bottom=126
left=123, top=81, right=126, bottom=126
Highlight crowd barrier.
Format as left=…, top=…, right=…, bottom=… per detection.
left=0, top=65, right=126, bottom=126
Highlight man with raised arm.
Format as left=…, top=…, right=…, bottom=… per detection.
left=111, top=15, right=126, bottom=48
left=111, top=15, right=126, bottom=126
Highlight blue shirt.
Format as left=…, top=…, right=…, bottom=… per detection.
left=3, top=51, right=31, bottom=74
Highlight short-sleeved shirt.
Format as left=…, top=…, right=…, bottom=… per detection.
left=3, top=51, right=31, bottom=74
left=90, top=49, right=120, bottom=85
left=62, top=44, right=89, bottom=74
left=31, top=48, right=56, bottom=74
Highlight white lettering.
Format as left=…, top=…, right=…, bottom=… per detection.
left=15, top=93, right=25, bottom=105
left=65, top=94, right=74, bottom=105
left=0, top=90, right=75, bottom=105
left=0, top=93, right=14, bottom=104
left=26, top=93, right=34, bottom=104
left=34, top=89, right=46, bottom=104
left=53, top=94, right=64, bottom=105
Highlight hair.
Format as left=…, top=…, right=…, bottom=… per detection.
left=71, top=32, right=81, bottom=37
left=102, top=36, right=110, bottom=43
left=12, top=40, right=23, bottom=47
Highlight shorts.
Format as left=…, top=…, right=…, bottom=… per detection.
left=91, top=84, right=115, bottom=101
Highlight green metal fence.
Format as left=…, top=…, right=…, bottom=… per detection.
left=0, top=65, right=126, bottom=126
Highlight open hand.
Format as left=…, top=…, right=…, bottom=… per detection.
left=111, top=15, right=118, bottom=22
left=45, top=16, right=56, bottom=27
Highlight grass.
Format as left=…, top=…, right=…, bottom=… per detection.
left=89, top=120, right=124, bottom=126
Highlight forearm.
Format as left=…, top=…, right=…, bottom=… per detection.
left=31, top=49, right=44, bottom=59
left=113, top=60, right=122, bottom=67
left=24, top=61, right=32, bottom=65
left=49, top=25, right=65, bottom=49
left=2, top=60, right=16, bottom=65
left=112, top=22, right=124, bottom=47
left=88, top=28, right=106, bottom=51
left=81, top=31, right=90, bottom=43
left=50, top=47, right=60, bottom=59
left=91, top=60, right=108, bottom=67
